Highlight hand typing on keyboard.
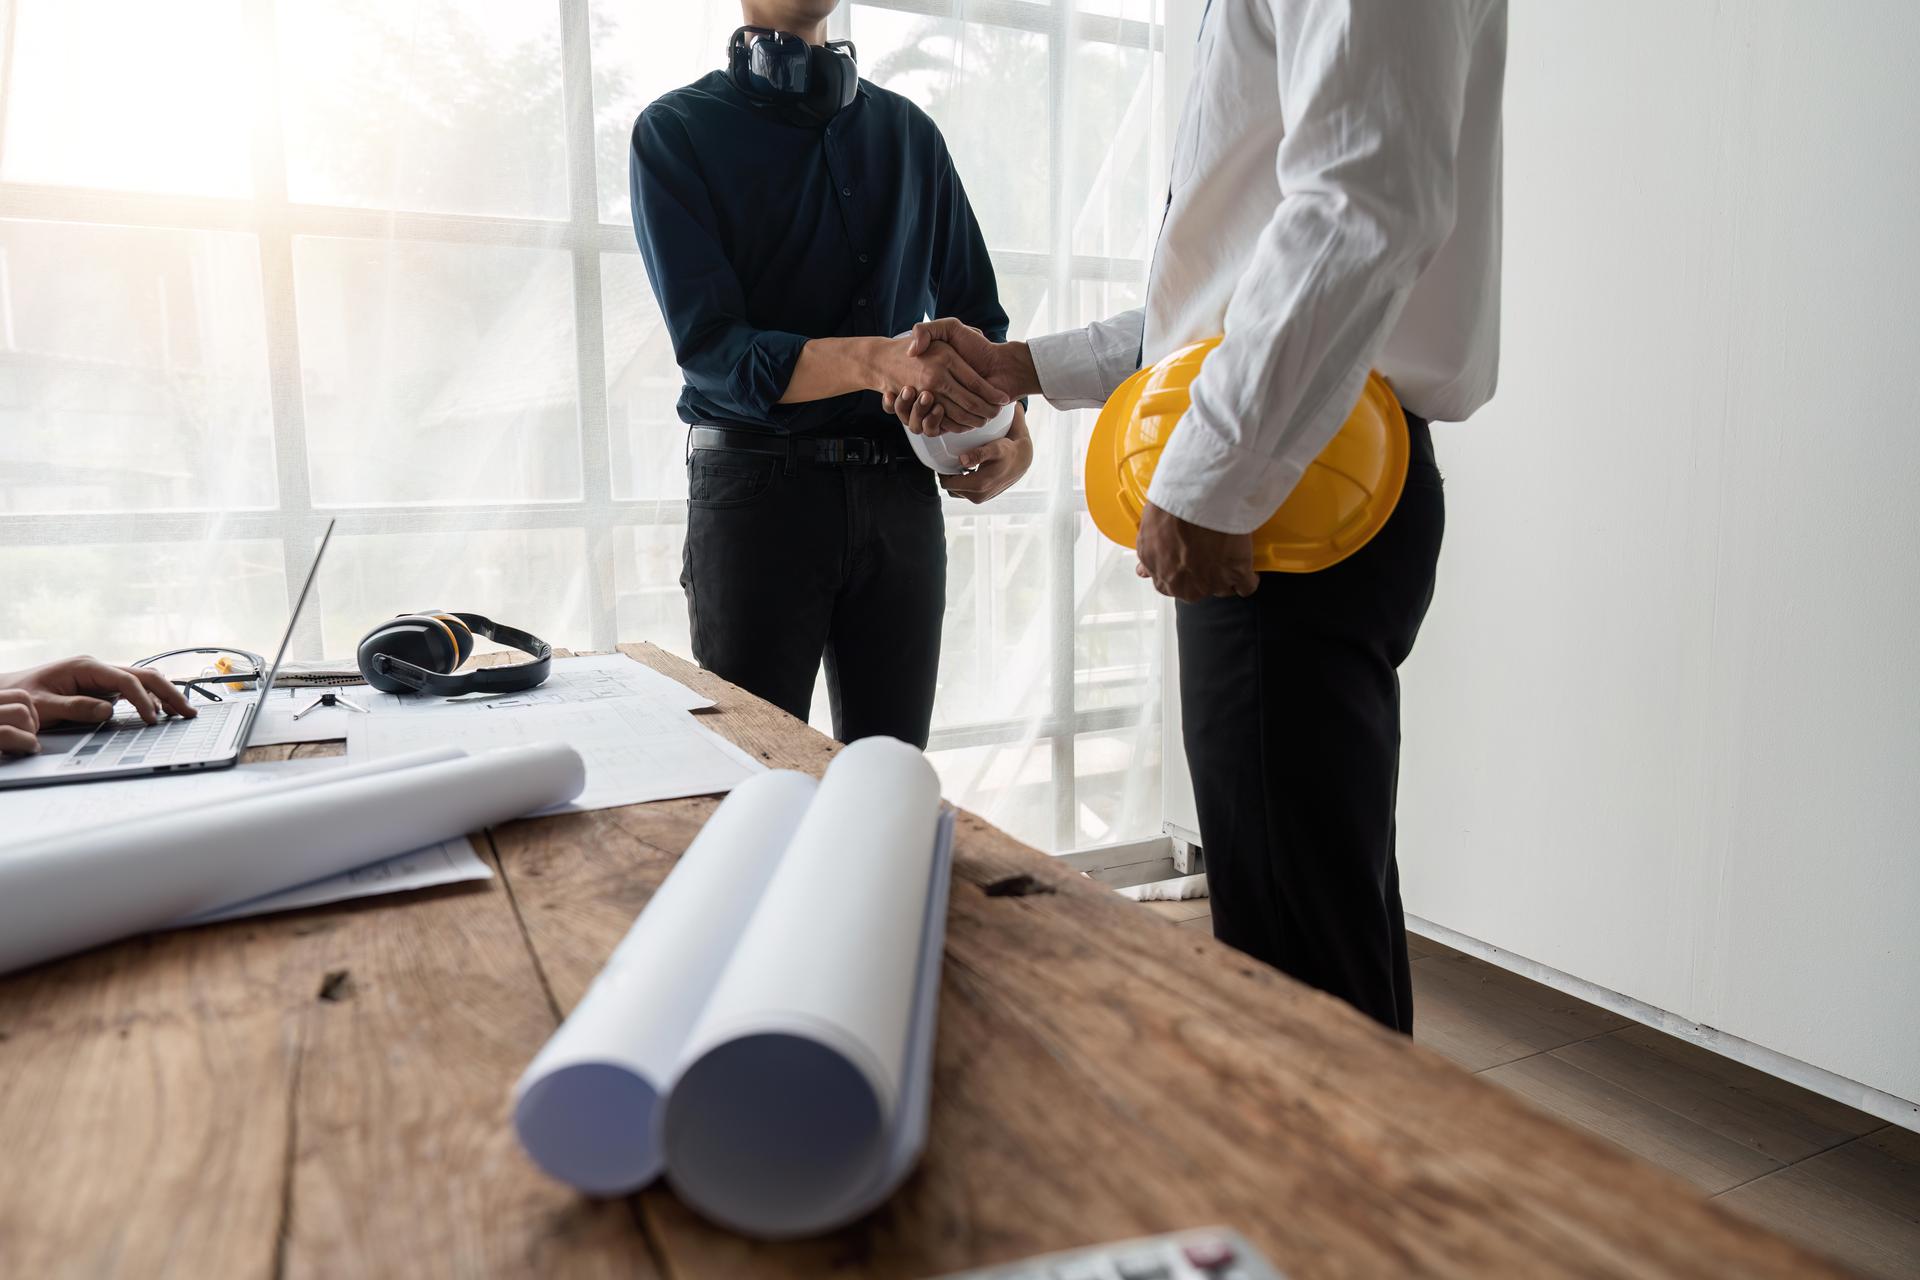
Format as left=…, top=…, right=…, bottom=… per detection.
left=0, top=656, right=196, bottom=755
left=0, top=688, right=39, bottom=756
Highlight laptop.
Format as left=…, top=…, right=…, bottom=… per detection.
left=0, top=521, right=334, bottom=791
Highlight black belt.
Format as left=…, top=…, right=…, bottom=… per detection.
left=688, top=425, right=898, bottom=467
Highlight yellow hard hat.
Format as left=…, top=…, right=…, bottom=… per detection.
left=1085, top=337, right=1410, bottom=574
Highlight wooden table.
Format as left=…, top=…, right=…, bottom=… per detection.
left=0, top=645, right=1840, bottom=1278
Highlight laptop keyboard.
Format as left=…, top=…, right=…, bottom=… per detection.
left=69, top=701, right=237, bottom=771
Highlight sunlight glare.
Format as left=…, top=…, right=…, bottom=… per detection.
left=2, top=0, right=253, bottom=196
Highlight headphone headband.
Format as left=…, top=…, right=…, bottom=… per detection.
left=357, top=611, right=552, bottom=696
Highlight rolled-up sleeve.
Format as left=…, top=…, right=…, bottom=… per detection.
left=630, top=108, right=810, bottom=424
left=1150, top=0, right=1477, bottom=532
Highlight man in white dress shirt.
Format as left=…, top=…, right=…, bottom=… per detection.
left=888, top=0, right=1506, bottom=1030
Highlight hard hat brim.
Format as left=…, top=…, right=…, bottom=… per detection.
left=1086, top=364, right=1156, bottom=553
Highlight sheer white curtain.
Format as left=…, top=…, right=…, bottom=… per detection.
left=0, top=0, right=1166, bottom=854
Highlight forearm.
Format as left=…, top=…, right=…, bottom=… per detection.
left=786, top=333, right=1010, bottom=426
left=779, top=337, right=887, bottom=404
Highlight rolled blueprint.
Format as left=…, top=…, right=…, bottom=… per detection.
left=0, top=742, right=585, bottom=974
left=514, top=768, right=819, bottom=1194
left=512, top=736, right=955, bottom=1240
left=665, top=736, right=947, bottom=1238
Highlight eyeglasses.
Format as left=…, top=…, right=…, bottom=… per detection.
left=133, top=646, right=270, bottom=704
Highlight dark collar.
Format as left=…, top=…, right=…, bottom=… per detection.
left=716, top=71, right=870, bottom=128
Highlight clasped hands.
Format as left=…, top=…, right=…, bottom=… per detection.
left=0, top=656, right=197, bottom=755
left=871, top=322, right=1034, bottom=503
left=881, top=319, right=1256, bottom=601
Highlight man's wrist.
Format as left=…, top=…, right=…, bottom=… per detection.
left=823, top=336, right=891, bottom=393
left=843, top=336, right=885, bottom=390
left=996, top=341, right=1043, bottom=399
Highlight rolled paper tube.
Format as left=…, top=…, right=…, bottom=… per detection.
left=0, top=742, right=585, bottom=974
left=513, top=768, right=820, bottom=1195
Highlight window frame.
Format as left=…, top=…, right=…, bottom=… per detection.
left=0, top=0, right=1164, bottom=853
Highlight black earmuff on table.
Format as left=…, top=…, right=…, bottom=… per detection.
left=355, top=611, right=552, bottom=696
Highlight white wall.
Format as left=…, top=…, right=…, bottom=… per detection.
left=1400, top=1, right=1920, bottom=1107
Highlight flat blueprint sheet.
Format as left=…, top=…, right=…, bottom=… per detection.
left=245, top=653, right=714, bottom=747
left=364, top=652, right=714, bottom=715
left=0, top=759, right=491, bottom=923
left=189, top=834, right=488, bottom=924
left=346, top=696, right=762, bottom=813
left=249, top=686, right=355, bottom=745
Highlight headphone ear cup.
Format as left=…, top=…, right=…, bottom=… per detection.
left=815, top=42, right=859, bottom=111
left=356, top=615, right=459, bottom=693
left=430, top=613, right=475, bottom=667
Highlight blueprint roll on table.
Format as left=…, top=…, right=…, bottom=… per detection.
left=513, top=736, right=955, bottom=1239
left=0, top=743, right=585, bottom=974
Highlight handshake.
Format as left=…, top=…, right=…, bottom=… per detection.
left=879, top=320, right=1256, bottom=601
left=873, top=319, right=1041, bottom=437
left=869, top=318, right=1042, bottom=503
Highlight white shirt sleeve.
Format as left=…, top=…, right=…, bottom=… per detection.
left=1027, top=308, right=1146, bottom=411
left=1148, top=0, right=1480, bottom=533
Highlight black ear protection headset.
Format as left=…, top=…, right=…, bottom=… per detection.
left=727, top=26, right=859, bottom=123
left=355, top=611, right=552, bottom=696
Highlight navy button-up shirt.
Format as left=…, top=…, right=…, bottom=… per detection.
left=630, top=72, right=1009, bottom=437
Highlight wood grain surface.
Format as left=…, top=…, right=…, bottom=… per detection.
left=0, top=645, right=1845, bottom=1278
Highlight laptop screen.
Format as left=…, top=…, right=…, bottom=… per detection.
left=234, top=519, right=334, bottom=752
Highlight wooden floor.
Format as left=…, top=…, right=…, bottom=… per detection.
left=1141, top=898, right=1920, bottom=1280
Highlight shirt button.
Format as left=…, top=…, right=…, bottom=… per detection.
left=855, top=298, right=868, bottom=308
left=858, top=253, right=870, bottom=264
left=842, top=187, right=852, bottom=197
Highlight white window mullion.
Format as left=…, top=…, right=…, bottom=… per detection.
left=0, top=0, right=19, bottom=174
left=558, top=0, right=619, bottom=652
left=242, top=0, right=327, bottom=660
left=1047, top=0, right=1079, bottom=849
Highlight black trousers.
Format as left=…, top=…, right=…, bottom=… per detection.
left=1176, top=414, right=1445, bottom=1033
left=682, top=446, right=947, bottom=748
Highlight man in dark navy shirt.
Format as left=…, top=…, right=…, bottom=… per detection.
left=631, top=0, right=1029, bottom=749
